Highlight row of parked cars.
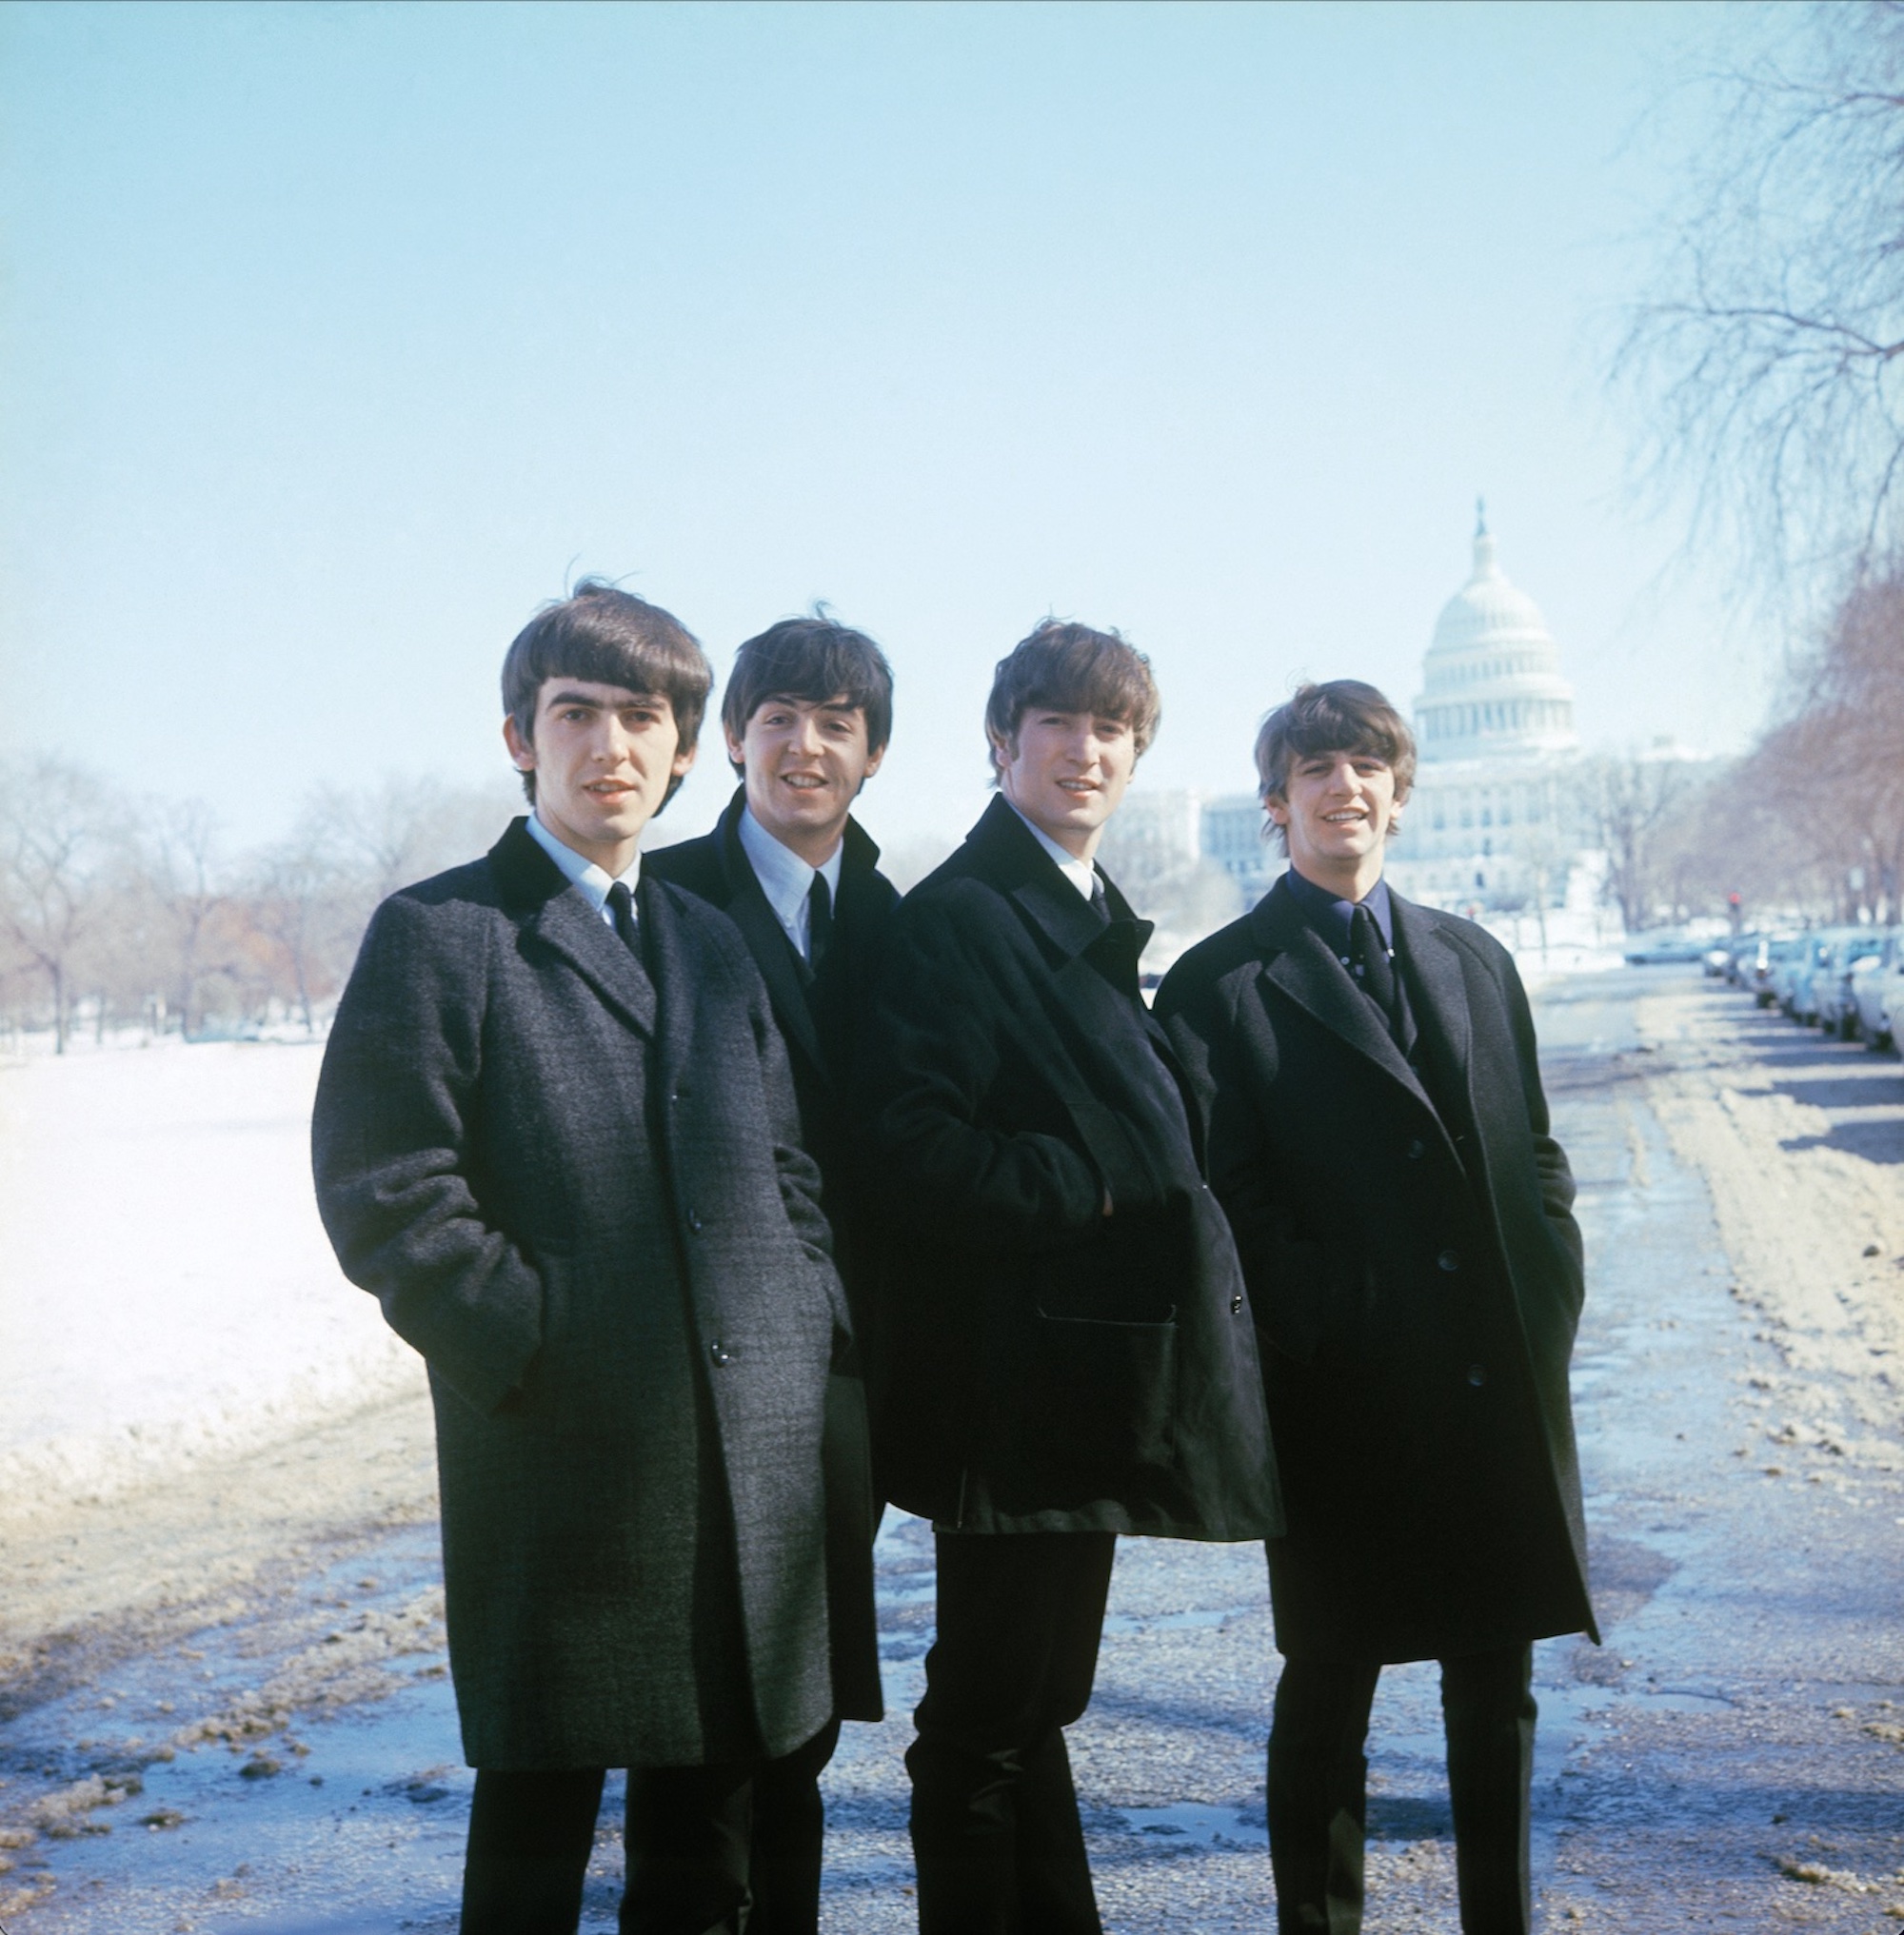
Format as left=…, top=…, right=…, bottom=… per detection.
left=1708, top=924, right=1904, bottom=1049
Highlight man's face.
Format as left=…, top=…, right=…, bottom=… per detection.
left=1266, top=748, right=1401, bottom=881
left=726, top=692, right=883, bottom=855
left=992, top=707, right=1137, bottom=859
left=503, top=678, right=695, bottom=866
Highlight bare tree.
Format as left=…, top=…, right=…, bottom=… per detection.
left=132, top=800, right=230, bottom=1039
left=0, top=759, right=109, bottom=1052
left=247, top=836, right=349, bottom=1036
left=1591, top=754, right=1696, bottom=934
left=1618, top=2, right=1904, bottom=588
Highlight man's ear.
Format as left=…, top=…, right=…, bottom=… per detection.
left=987, top=730, right=1013, bottom=775
left=503, top=716, right=536, bottom=773
left=1261, top=791, right=1290, bottom=827
left=672, top=737, right=699, bottom=780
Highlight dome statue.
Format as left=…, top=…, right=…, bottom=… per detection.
left=1415, top=503, right=1577, bottom=762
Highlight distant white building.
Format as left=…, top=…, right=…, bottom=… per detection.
left=1385, top=509, right=1594, bottom=910
left=1114, top=508, right=1664, bottom=926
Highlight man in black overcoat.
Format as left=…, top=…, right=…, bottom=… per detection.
left=646, top=611, right=898, bottom=1373
left=1155, top=680, right=1597, bottom=1935
left=311, top=582, right=879, bottom=1935
left=863, top=620, right=1280, bottom=1935
left=647, top=610, right=898, bottom=1787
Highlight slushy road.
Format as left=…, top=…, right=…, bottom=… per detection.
left=1, top=966, right=1901, bottom=1931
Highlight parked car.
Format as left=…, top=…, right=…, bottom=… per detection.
left=1703, top=942, right=1735, bottom=977
left=1818, top=929, right=1895, bottom=1039
left=1874, top=948, right=1904, bottom=1056
left=1624, top=930, right=1712, bottom=965
left=1755, top=934, right=1805, bottom=1009
left=1784, top=929, right=1857, bottom=1024
left=1851, top=932, right=1904, bottom=1048
left=1722, top=931, right=1767, bottom=985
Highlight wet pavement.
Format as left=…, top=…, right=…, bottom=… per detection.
left=2, top=966, right=1901, bottom=1930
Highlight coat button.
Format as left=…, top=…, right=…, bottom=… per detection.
left=1230, top=1293, right=1244, bottom=1315
left=1405, top=1138, right=1426, bottom=1160
left=709, top=1341, right=732, bottom=1367
left=1438, top=1249, right=1459, bottom=1273
left=686, top=1211, right=704, bottom=1234
left=1467, top=1362, right=1486, bottom=1387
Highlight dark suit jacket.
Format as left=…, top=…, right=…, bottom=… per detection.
left=862, top=795, right=1280, bottom=1539
left=646, top=787, right=898, bottom=1321
left=1157, top=875, right=1597, bottom=1662
left=646, top=787, right=896, bottom=1706
left=311, top=819, right=880, bottom=1768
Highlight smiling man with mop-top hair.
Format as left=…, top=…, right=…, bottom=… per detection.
left=311, top=580, right=878, bottom=1935
left=862, top=619, right=1279, bottom=1934
left=1156, top=678, right=1597, bottom=1935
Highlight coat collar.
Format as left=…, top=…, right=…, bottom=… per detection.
left=489, top=817, right=658, bottom=1038
left=1248, top=873, right=1433, bottom=1109
left=709, top=790, right=826, bottom=1072
left=1389, top=892, right=1473, bottom=1091
left=963, top=793, right=1155, bottom=969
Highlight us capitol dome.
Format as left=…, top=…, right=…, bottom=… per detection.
left=1384, top=506, right=1591, bottom=910
left=1416, top=508, right=1577, bottom=760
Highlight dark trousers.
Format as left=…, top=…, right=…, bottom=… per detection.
left=459, top=1721, right=840, bottom=1935
left=1266, top=1646, right=1537, bottom=1935
left=907, top=1529, right=1117, bottom=1935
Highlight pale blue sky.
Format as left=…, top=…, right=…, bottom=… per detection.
left=1, top=0, right=1753, bottom=853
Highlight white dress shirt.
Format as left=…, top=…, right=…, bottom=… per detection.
left=1005, top=801, right=1100, bottom=902
left=526, top=810, right=642, bottom=929
left=737, top=806, right=845, bottom=962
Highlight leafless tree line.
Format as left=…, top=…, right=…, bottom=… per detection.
left=1611, top=566, right=1904, bottom=930
left=0, top=767, right=521, bottom=1052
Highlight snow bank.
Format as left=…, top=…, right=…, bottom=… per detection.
left=0, top=1041, right=425, bottom=1519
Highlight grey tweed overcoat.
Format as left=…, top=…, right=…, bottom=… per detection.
left=311, top=818, right=876, bottom=1769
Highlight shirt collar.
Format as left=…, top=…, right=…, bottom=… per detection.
left=1005, top=801, right=1099, bottom=902
left=737, top=805, right=844, bottom=929
left=526, top=809, right=641, bottom=915
left=1283, top=866, right=1393, bottom=958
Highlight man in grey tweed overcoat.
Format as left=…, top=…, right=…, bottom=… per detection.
left=312, top=582, right=878, bottom=1935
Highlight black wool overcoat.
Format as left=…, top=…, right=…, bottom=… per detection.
left=647, top=788, right=899, bottom=1323
left=861, top=796, right=1280, bottom=1540
left=311, top=819, right=880, bottom=1770
left=1156, top=877, right=1598, bottom=1663
left=647, top=786, right=898, bottom=1714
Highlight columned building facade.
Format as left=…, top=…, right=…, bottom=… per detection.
left=1385, top=510, right=1592, bottom=910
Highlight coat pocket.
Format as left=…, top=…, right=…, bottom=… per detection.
left=1022, top=1308, right=1179, bottom=1475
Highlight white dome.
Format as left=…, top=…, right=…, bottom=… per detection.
left=1415, top=510, right=1577, bottom=763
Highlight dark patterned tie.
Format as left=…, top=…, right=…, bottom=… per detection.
left=806, top=872, right=834, bottom=974
left=606, top=880, right=641, bottom=957
left=1350, top=902, right=1401, bottom=1041
left=1089, top=873, right=1109, bottom=924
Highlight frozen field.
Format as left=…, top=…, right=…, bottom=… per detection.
left=0, top=1040, right=424, bottom=1517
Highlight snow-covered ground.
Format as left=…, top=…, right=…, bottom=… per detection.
left=0, top=899, right=1623, bottom=1520
left=0, top=1040, right=423, bottom=1518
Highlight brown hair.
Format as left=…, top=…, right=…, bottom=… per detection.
left=1255, top=680, right=1417, bottom=847
left=983, top=620, right=1160, bottom=773
left=501, top=580, right=713, bottom=808
left=721, top=610, right=895, bottom=774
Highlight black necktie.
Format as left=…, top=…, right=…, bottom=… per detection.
left=806, top=873, right=834, bottom=974
left=1350, top=903, right=1401, bottom=1040
left=606, top=880, right=641, bottom=957
left=1089, top=873, right=1109, bottom=923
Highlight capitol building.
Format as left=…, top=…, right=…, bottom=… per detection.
left=1112, top=507, right=1604, bottom=930
left=1380, top=507, right=1593, bottom=910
